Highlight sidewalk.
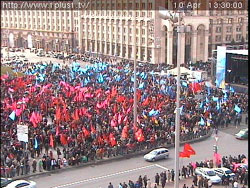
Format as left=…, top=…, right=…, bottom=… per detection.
left=154, top=177, right=246, bottom=188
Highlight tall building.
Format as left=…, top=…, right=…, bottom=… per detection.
left=1, top=1, right=248, bottom=65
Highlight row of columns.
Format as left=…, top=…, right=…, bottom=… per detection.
left=162, top=29, right=209, bottom=64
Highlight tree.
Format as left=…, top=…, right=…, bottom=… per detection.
left=231, top=38, right=236, bottom=45
left=240, top=36, right=245, bottom=44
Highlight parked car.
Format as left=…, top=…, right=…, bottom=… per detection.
left=143, top=148, right=169, bottom=162
left=20, top=54, right=25, bottom=58
left=37, top=53, right=45, bottom=57
left=213, top=167, right=235, bottom=180
left=1, top=179, right=36, bottom=188
left=30, top=48, right=36, bottom=53
left=53, top=54, right=59, bottom=58
left=195, top=168, right=222, bottom=184
left=58, top=54, right=65, bottom=59
left=235, top=128, right=248, bottom=139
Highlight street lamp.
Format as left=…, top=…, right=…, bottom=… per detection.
left=159, top=8, right=184, bottom=188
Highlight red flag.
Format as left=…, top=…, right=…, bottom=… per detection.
left=121, top=126, right=129, bottom=139
left=183, top=143, right=196, bottom=155
left=60, top=134, right=68, bottom=145
left=56, top=126, right=60, bottom=136
left=111, top=86, right=117, bottom=98
left=90, top=125, right=96, bottom=134
left=136, top=90, right=141, bottom=102
left=50, top=134, right=54, bottom=148
left=109, top=133, right=117, bottom=147
left=179, top=151, right=191, bottom=158
left=214, top=153, right=222, bottom=165
left=82, top=127, right=90, bottom=138
left=135, top=128, right=145, bottom=142
left=55, top=107, right=61, bottom=122
left=142, top=97, right=150, bottom=106
left=117, top=95, right=126, bottom=103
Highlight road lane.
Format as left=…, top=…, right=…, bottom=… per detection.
left=30, top=130, right=248, bottom=188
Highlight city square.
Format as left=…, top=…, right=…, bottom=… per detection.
left=0, top=1, right=248, bottom=188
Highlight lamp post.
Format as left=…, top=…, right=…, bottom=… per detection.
left=132, top=14, right=137, bottom=128
left=159, top=8, right=184, bottom=188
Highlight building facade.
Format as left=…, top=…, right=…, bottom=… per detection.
left=1, top=1, right=248, bottom=65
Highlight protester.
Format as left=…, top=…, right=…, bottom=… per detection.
left=1, top=58, right=248, bottom=179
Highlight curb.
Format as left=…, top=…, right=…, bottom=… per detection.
left=13, top=130, right=212, bottom=180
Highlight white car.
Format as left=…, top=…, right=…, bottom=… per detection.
left=213, top=167, right=235, bottom=180
left=195, top=167, right=222, bottom=184
left=1, top=179, right=36, bottom=188
left=144, top=148, right=169, bottom=162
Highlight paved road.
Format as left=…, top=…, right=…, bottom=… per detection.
left=28, top=129, right=247, bottom=188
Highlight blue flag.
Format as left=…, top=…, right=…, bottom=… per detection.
left=230, top=87, right=235, bottom=93
left=98, top=74, right=104, bottom=83
left=34, top=138, right=38, bottom=149
left=216, top=101, right=221, bottom=110
left=149, top=109, right=159, bottom=117
left=200, top=117, right=205, bottom=126
left=206, top=97, right=209, bottom=103
left=212, top=97, right=219, bottom=102
left=9, top=111, right=16, bottom=121
left=234, top=105, right=241, bottom=113
left=139, top=82, right=145, bottom=89
left=200, top=102, right=203, bottom=109
left=182, top=81, right=188, bottom=87
left=180, top=106, right=184, bottom=115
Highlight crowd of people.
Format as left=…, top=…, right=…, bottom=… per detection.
left=107, top=154, right=248, bottom=188
left=0, top=56, right=248, bottom=179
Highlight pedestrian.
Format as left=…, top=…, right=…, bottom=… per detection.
left=119, top=183, right=123, bottom=188
left=146, top=179, right=151, bottom=188
left=138, top=175, right=143, bottom=187
left=171, top=169, right=175, bottom=182
left=208, top=179, right=212, bottom=187
left=155, top=173, right=160, bottom=185
left=32, top=159, right=37, bottom=173
left=233, top=180, right=239, bottom=188
left=128, top=180, right=135, bottom=188
left=193, top=174, right=198, bottom=186
left=143, top=175, right=148, bottom=188
left=38, top=159, right=43, bottom=172
left=108, top=182, right=114, bottom=188
left=183, top=184, right=187, bottom=188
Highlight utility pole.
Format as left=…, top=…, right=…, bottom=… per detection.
left=133, top=10, right=137, bottom=128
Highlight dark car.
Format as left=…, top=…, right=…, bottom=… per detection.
left=58, top=55, right=64, bottom=59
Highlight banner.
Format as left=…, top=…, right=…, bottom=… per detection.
left=27, top=34, right=33, bottom=49
left=17, top=124, right=28, bottom=142
left=216, top=46, right=227, bottom=89
left=9, top=33, right=14, bottom=48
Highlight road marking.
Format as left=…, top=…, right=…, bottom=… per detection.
left=51, top=164, right=156, bottom=188
left=155, top=164, right=169, bottom=171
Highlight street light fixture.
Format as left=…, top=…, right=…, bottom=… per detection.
left=159, top=8, right=184, bottom=188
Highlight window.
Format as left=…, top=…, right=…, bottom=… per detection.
left=226, top=35, right=232, bottom=41
left=216, top=27, right=222, bottom=33
left=215, top=36, right=221, bottom=42
left=15, top=183, right=30, bottom=187
left=226, top=26, right=232, bottom=32
left=142, top=37, right=145, bottom=44
left=228, top=18, right=233, bottom=24
left=238, top=17, right=243, bottom=23
left=236, top=34, right=242, bottom=41
left=236, top=26, right=242, bottom=32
